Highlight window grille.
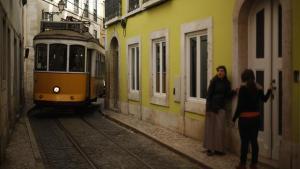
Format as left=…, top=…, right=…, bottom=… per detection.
left=105, top=0, right=121, bottom=21
left=128, top=0, right=139, bottom=12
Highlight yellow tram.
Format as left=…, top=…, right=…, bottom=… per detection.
left=33, top=21, right=105, bottom=106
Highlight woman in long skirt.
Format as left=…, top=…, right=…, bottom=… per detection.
left=203, top=65, right=236, bottom=156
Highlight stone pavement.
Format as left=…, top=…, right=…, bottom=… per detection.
left=1, top=115, right=45, bottom=169
left=103, top=110, right=277, bottom=169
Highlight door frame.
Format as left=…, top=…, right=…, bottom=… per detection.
left=233, top=0, right=292, bottom=163
left=109, top=34, right=120, bottom=111
left=247, top=0, right=285, bottom=159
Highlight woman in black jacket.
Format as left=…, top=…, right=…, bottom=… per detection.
left=203, top=65, right=236, bottom=156
left=233, top=69, right=272, bottom=169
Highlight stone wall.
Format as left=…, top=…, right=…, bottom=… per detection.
left=0, top=0, right=24, bottom=164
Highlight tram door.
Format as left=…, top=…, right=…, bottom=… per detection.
left=248, top=0, right=283, bottom=159
left=87, top=49, right=92, bottom=100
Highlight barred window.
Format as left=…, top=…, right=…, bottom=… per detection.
left=128, top=0, right=140, bottom=13
left=64, top=0, right=67, bottom=8
left=94, top=0, right=97, bottom=22
left=105, top=0, right=121, bottom=21
left=84, top=0, right=89, bottom=18
left=74, top=0, right=79, bottom=13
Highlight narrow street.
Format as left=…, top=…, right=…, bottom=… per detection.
left=28, top=107, right=204, bottom=169
left=0, top=0, right=299, bottom=168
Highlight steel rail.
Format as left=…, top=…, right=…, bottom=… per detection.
left=81, top=117, right=155, bottom=169
left=55, top=119, right=100, bottom=169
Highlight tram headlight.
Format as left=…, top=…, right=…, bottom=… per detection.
left=53, top=86, right=60, bottom=94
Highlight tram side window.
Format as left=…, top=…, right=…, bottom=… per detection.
left=100, top=54, right=105, bottom=78
left=35, top=44, right=47, bottom=71
left=49, top=44, right=67, bottom=71
left=69, top=45, right=85, bottom=72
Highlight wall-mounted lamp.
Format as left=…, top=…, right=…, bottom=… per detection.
left=121, top=18, right=127, bottom=37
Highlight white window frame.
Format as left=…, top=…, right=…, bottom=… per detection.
left=153, top=39, right=166, bottom=96
left=149, top=29, right=169, bottom=106
left=126, top=0, right=143, bottom=17
left=180, top=17, right=213, bottom=114
left=142, top=0, right=169, bottom=9
left=186, top=31, right=208, bottom=101
left=33, top=39, right=89, bottom=73
left=127, top=36, right=141, bottom=101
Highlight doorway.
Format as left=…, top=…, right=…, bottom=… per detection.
left=110, top=37, right=119, bottom=110
left=245, top=0, right=284, bottom=159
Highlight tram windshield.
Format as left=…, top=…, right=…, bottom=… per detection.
left=35, top=44, right=47, bottom=71
left=69, top=45, right=85, bottom=72
left=49, top=44, right=67, bottom=71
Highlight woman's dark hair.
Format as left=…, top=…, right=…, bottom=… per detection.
left=241, top=69, right=257, bottom=92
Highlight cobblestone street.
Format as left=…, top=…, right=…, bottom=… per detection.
left=28, top=107, right=204, bottom=169
left=0, top=0, right=299, bottom=168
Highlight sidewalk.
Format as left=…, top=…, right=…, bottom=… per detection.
left=1, top=115, right=45, bottom=169
left=103, top=110, right=277, bottom=169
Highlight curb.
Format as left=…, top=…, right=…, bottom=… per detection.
left=103, top=111, right=277, bottom=169
left=102, top=112, right=212, bottom=169
left=24, top=117, right=46, bottom=169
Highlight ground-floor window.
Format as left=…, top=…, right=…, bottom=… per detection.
left=129, top=44, right=139, bottom=92
left=186, top=31, right=208, bottom=100
left=181, top=17, right=212, bottom=114
left=149, top=29, right=169, bottom=106
left=153, top=38, right=166, bottom=96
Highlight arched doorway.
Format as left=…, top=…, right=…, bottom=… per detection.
left=233, top=0, right=292, bottom=161
left=110, top=37, right=119, bottom=110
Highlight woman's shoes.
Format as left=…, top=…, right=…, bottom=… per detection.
left=214, top=151, right=226, bottom=156
left=206, top=150, right=214, bottom=156
left=250, top=164, right=258, bottom=169
left=235, top=164, right=247, bottom=169
left=235, top=164, right=258, bottom=169
left=205, top=150, right=226, bottom=156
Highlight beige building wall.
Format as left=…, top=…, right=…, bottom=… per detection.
left=0, top=0, right=24, bottom=164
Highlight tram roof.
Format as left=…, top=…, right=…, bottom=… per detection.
left=34, top=30, right=101, bottom=47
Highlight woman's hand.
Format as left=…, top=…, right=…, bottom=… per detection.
left=230, top=120, right=236, bottom=128
left=231, top=88, right=239, bottom=97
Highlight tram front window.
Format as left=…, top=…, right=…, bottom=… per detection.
left=49, top=44, right=67, bottom=71
left=35, top=44, right=47, bottom=71
left=69, top=45, right=85, bottom=72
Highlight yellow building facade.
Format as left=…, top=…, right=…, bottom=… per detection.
left=105, top=0, right=300, bottom=168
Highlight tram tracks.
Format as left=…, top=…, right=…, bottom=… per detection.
left=29, top=109, right=154, bottom=169
left=79, top=117, right=155, bottom=169
left=29, top=107, right=202, bottom=169
left=55, top=117, right=154, bottom=169
left=55, top=119, right=99, bottom=169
